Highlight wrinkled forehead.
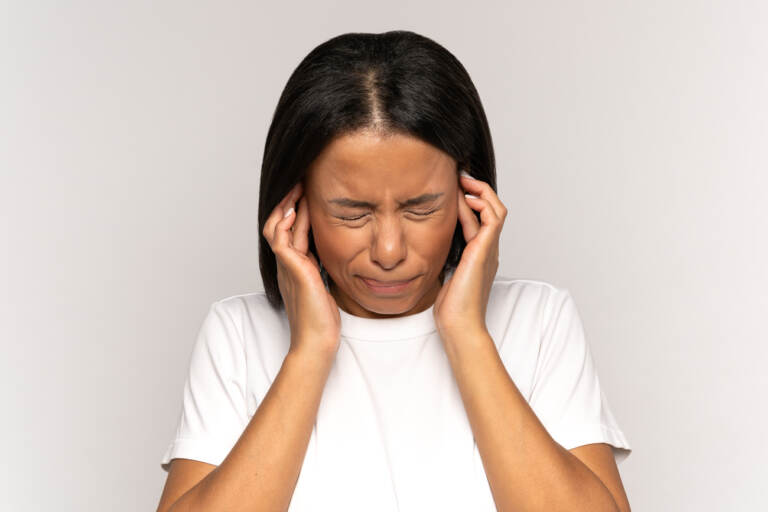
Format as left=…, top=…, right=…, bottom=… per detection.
left=316, top=165, right=448, bottom=196
left=305, top=132, right=457, bottom=197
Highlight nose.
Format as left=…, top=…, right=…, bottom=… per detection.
left=369, top=215, right=407, bottom=270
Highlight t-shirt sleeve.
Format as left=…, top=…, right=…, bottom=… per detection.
left=528, top=287, right=632, bottom=465
left=160, top=300, right=250, bottom=472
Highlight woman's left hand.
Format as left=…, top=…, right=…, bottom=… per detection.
left=433, top=171, right=507, bottom=340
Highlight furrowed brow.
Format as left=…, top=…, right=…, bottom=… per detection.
left=329, top=192, right=444, bottom=209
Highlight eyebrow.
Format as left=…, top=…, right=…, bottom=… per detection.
left=329, top=192, right=445, bottom=209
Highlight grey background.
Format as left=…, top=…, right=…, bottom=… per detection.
left=3, top=1, right=766, bottom=510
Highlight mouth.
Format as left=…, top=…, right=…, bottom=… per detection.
left=360, top=276, right=418, bottom=294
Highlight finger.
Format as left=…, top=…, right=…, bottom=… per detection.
left=272, top=185, right=301, bottom=251
left=463, top=191, right=502, bottom=235
left=459, top=173, right=507, bottom=221
left=272, top=201, right=297, bottom=257
left=460, top=176, right=505, bottom=236
left=263, top=190, right=294, bottom=244
left=292, top=194, right=311, bottom=254
left=280, top=181, right=302, bottom=210
left=263, top=182, right=302, bottom=245
left=456, top=187, right=481, bottom=241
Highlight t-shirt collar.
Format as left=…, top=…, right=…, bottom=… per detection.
left=338, top=302, right=438, bottom=341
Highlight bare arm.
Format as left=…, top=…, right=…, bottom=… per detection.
left=442, top=329, right=625, bottom=512
left=160, top=345, right=335, bottom=512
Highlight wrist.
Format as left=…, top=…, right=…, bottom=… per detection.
left=287, top=343, right=337, bottom=371
left=439, top=326, right=493, bottom=361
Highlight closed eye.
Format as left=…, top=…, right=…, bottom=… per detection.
left=408, top=209, right=437, bottom=217
left=338, top=210, right=437, bottom=221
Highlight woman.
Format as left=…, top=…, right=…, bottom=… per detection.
left=157, top=31, right=632, bottom=511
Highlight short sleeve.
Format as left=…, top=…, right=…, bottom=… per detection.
left=160, top=300, right=250, bottom=472
left=528, top=288, right=632, bottom=465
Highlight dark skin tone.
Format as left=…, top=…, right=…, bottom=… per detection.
left=156, top=130, right=630, bottom=512
left=298, top=131, right=631, bottom=510
left=302, top=129, right=460, bottom=319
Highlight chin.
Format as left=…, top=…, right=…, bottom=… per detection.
left=359, top=303, right=415, bottom=318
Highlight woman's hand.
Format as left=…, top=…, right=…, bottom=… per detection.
left=433, top=171, right=507, bottom=339
left=262, top=181, right=341, bottom=357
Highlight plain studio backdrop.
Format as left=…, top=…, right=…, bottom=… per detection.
left=2, top=1, right=766, bottom=510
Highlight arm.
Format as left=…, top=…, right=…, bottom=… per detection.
left=442, top=329, right=624, bottom=512
left=164, top=345, right=335, bottom=512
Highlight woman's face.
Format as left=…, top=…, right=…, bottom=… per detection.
left=304, top=130, right=460, bottom=319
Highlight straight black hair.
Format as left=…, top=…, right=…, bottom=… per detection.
left=258, top=30, right=496, bottom=311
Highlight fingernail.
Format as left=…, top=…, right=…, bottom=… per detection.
left=460, top=170, right=475, bottom=180
left=284, top=207, right=294, bottom=218
left=465, top=193, right=479, bottom=200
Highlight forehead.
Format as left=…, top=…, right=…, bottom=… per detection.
left=306, top=131, right=456, bottom=196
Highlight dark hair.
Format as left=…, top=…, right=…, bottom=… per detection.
left=258, top=30, right=497, bottom=310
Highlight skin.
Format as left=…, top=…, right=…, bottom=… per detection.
left=156, top=129, right=630, bottom=511
left=298, top=131, right=631, bottom=509
left=302, top=129, right=460, bottom=319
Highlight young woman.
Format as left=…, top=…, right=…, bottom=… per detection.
left=157, top=30, right=632, bottom=512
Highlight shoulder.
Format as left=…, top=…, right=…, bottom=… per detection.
left=486, top=275, right=577, bottom=340
left=490, top=275, right=569, bottom=311
left=491, top=275, right=563, bottom=295
left=210, top=291, right=285, bottom=332
left=213, top=290, right=273, bottom=313
left=205, top=291, right=290, bottom=354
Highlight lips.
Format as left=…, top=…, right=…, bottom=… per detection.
left=361, top=277, right=415, bottom=285
left=360, top=276, right=417, bottom=295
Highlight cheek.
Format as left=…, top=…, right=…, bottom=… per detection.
left=436, top=219, right=458, bottom=245
left=309, top=220, right=361, bottom=265
left=409, top=218, right=457, bottom=256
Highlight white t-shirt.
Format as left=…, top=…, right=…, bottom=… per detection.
left=161, top=275, right=632, bottom=511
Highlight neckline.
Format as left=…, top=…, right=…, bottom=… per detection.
left=338, top=302, right=438, bottom=342
left=335, top=266, right=453, bottom=342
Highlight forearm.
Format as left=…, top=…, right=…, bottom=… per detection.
left=169, top=345, right=335, bottom=512
left=442, top=330, right=620, bottom=512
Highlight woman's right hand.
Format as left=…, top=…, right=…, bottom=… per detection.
left=262, top=181, right=341, bottom=357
